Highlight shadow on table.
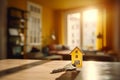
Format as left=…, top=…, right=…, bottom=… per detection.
left=55, top=70, right=80, bottom=80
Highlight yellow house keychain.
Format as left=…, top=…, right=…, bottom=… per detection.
left=51, top=47, right=83, bottom=74
left=70, top=47, right=83, bottom=68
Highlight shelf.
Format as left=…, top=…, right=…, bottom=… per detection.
left=9, top=35, right=21, bottom=37
left=8, top=26, right=25, bottom=29
left=8, top=16, right=27, bottom=21
left=7, top=7, right=27, bottom=59
left=8, top=43, right=24, bottom=46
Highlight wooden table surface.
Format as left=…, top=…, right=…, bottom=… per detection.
left=0, top=59, right=120, bottom=80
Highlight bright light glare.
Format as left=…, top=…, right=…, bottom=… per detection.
left=70, top=13, right=80, bottom=19
left=83, top=9, right=98, bottom=22
left=82, top=62, right=99, bottom=80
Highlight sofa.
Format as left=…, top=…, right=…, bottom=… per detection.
left=25, top=46, right=63, bottom=60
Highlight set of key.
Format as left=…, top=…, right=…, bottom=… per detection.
left=50, top=63, right=76, bottom=74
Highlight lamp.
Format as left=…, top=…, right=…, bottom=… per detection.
left=97, top=32, right=103, bottom=50
left=97, top=32, right=102, bottom=39
left=51, top=33, right=56, bottom=40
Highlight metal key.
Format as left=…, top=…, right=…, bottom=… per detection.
left=50, top=63, right=76, bottom=74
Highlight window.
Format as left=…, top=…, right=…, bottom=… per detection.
left=27, top=2, right=42, bottom=51
left=66, top=8, right=99, bottom=50
left=75, top=55, right=78, bottom=58
left=67, top=13, right=81, bottom=50
left=82, top=9, right=98, bottom=50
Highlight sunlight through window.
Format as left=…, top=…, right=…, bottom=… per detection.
left=83, top=9, right=98, bottom=50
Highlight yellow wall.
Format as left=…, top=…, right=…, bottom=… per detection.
left=54, top=10, right=65, bottom=44
left=7, top=0, right=55, bottom=47
left=105, top=4, right=114, bottom=50
left=42, top=7, right=55, bottom=46
left=96, top=8, right=107, bottom=50
left=7, top=0, right=27, bottom=10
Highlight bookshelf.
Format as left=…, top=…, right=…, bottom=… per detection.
left=7, top=7, right=27, bottom=59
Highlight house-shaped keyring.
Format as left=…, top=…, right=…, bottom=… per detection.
left=70, top=47, right=83, bottom=68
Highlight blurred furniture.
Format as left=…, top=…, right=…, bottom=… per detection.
left=25, top=46, right=63, bottom=60
left=7, top=7, right=27, bottom=59
left=25, top=52, right=63, bottom=60
left=106, top=50, right=120, bottom=62
left=47, top=44, right=70, bottom=60
left=50, top=50, right=115, bottom=61
left=49, top=50, right=71, bottom=60
left=83, top=54, right=115, bottom=61
left=0, top=59, right=120, bottom=80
